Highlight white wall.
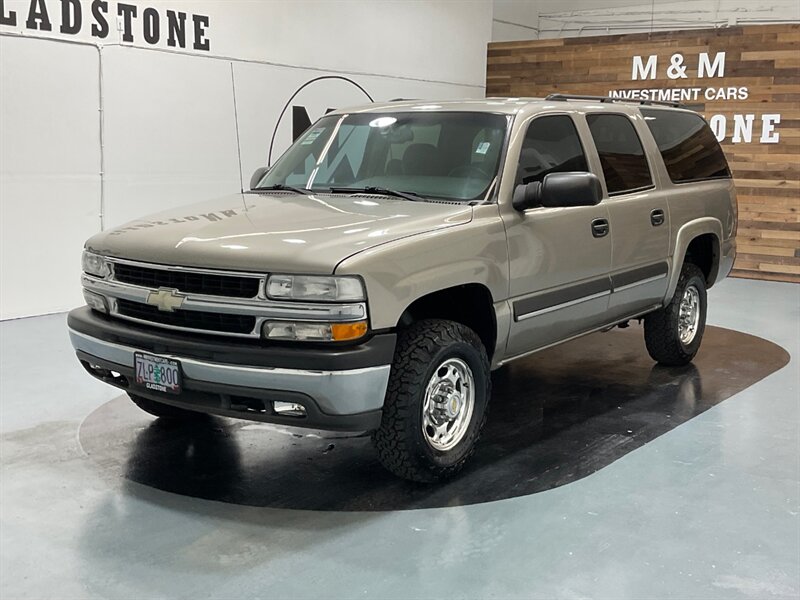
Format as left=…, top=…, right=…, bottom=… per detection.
left=493, top=0, right=800, bottom=41
left=0, top=38, right=102, bottom=320
left=0, top=0, right=493, bottom=319
left=491, top=0, right=541, bottom=43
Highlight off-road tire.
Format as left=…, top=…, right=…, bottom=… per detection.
left=128, top=393, right=204, bottom=420
left=372, top=319, right=491, bottom=483
left=644, top=262, right=707, bottom=366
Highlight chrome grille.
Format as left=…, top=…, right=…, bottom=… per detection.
left=114, top=263, right=260, bottom=298
left=116, top=299, right=257, bottom=335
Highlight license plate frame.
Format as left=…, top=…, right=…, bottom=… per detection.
left=134, top=351, right=182, bottom=395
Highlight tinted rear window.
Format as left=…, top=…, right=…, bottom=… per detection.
left=641, top=109, right=731, bottom=183
left=586, top=113, right=653, bottom=195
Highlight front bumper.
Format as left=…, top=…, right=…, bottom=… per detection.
left=68, top=307, right=394, bottom=431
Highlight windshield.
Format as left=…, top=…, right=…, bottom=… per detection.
left=257, top=112, right=509, bottom=201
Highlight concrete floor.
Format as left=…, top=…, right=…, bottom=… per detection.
left=1, top=277, right=798, bottom=599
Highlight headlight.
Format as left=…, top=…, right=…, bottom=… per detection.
left=266, top=274, right=365, bottom=302
left=82, top=251, right=110, bottom=278
left=262, top=320, right=368, bottom=342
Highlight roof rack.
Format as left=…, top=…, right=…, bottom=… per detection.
left=545, top=93, right=685, bottom=109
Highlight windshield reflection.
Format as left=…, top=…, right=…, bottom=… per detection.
left=256, top=112, right=509, bottom=202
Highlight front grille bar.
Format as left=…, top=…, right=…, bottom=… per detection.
left=116, top=299, right=257, bottom=335
left=114, top=262, right=260, bottom=298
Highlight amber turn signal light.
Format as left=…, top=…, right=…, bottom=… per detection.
left=331, top=321, right=368, bottom=341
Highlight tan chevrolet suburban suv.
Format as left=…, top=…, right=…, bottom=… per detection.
left=69, top=94, right=737, bottom=482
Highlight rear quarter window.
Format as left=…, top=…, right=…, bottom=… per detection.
left=640, top=109, right=731, bottom=184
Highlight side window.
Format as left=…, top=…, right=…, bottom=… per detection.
left=516, top=115, right=588, bottom=185
left=640, top=109, right=731, bottom=183
left=586, top=114, right=653, bottom=195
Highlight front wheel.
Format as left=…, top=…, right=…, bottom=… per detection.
left=644, top=262, right=707, bottom=366
left=372, top=319, right=490, bottom=482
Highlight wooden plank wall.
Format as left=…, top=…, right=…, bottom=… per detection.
left=487, top=24, right=800, bottom=283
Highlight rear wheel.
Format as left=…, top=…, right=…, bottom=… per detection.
left=372, top=319, right=490, bottom=482
left=128, top=393, right=204, bottom=420
left=644, top=262, right=707, bottom=366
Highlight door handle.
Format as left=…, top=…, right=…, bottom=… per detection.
left=651, top=209, right=665, bottom=227
left=591, top=218, right=609, bottom=238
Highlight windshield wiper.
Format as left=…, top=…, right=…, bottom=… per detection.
left=327, top=186, right=426, bottom=202
left=253, top=184, right=312, bottom=195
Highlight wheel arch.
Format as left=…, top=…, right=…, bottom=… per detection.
left=666, top=218, right=723, bottom=302
left=396, top=283, right=499, bottom=361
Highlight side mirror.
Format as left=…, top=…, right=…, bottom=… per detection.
left=249, top=166, right=270, bottom=190
left=512, top=172, right=603, bottom=211
left=512, top=181, right=542, bottom=211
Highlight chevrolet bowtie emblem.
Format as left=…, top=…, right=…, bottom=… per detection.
left=146, top=288, right=186, bottom=312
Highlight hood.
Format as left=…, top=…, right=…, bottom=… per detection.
left=87, top=192, right=473, bottom=273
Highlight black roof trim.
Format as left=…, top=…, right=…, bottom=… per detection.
left=545, top=93, right=686, bottom=109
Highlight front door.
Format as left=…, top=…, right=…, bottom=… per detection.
left=502, top=114, right=613, bottom=358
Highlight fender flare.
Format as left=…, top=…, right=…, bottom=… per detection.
left=665, top=217, right=723, bottom=302
left=396, top=281, right=504, bottom=362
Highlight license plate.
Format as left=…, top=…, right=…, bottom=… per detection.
left=134, top=352, right=182, bottom=395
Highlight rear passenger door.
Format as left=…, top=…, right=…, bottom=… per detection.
left=585, top=113, right=670, bottom=321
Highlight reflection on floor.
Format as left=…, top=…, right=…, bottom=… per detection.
left=78, top=325, right=788, bottom=511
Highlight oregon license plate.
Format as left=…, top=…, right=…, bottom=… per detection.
left=134, top=352, right=182, bottom=394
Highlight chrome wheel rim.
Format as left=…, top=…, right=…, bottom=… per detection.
left=422, top=358, right=475, bottom=451
left=678, top=285, right=701, bottom=344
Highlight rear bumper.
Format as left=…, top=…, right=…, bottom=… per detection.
left=68, top=307, right=394, bottom=431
